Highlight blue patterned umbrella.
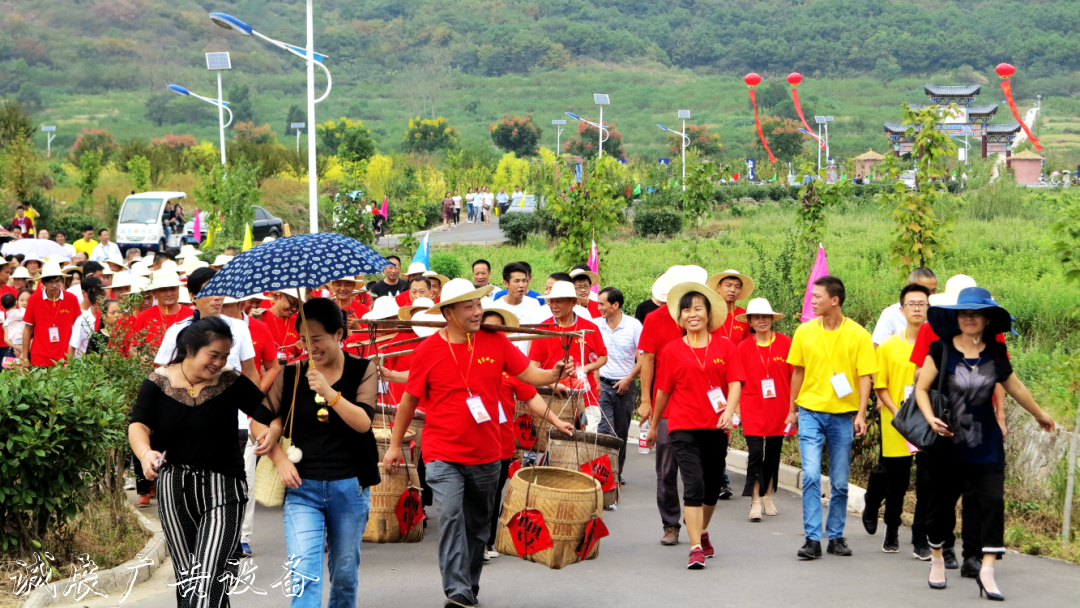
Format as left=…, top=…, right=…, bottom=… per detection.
left=197, top=233, right=392, bottom=298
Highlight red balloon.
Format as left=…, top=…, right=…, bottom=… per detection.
left=995, top=63, right=1015, bottom=78
left=787, top=72, right=803, bottom=86
left=744, top=72, right=762, bottom=87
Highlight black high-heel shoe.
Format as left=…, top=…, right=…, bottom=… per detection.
left=976, top=574, right=1004, bottom=601
left=928, top=559, right=947, bottom=590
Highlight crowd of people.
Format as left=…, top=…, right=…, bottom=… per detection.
left=1, top=229, right=1060, bottom=606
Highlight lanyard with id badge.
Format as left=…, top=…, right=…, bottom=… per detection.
left=446, top=333, right=490, bottom=424
left=820, top=318, right=854, bottom=399
left=756, top=334, right=777, bottom=399
left=690, top=335, right=727, bottom=414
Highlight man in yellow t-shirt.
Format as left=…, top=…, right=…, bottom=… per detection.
left=72, top=225, right=99, bottom=257
left=786, top=276, right=877, bottom=560
left=863, top=284, right=947, bottom=561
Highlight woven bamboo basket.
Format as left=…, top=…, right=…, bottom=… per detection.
left=545, top=431, right=624, bottom=508
left=373, top=429, right=416, bottom=462
left=363, top=463, right=424, bottom=543
left=514, top=392, right=580, bottom=453
left=494, top=466, right=603, bottom=569
left=374, top=405, right=425, bottom=450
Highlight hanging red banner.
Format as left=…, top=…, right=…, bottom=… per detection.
left=579, top=454, right=616, bottom=493
left=514, top=414, right=536, bottom=450
left=995, top=63, right=1041, bottom=151
left=395, top=487, right=425, bottom=535
left=787, top=72, right=825, bottom=150
left=574, top=516, right=610, bottom=560
left=507, top=459, right=522, bottom=480
left=745, top=73, right=777, bottom=163
left=506, top=509, right=554, bottom=557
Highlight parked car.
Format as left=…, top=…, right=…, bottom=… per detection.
left=184, top=206, right=283, bottom=243
left=505, top=194, right=538, bottom=214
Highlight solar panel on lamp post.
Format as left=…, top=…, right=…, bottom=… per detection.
left=167, top=84, right=234, bottom=167
left=291, top=123, right=306, bottom=152
left=210, top=9, right=332, bottom=233
left=552, top=119, right=566, bottom=155
left=593, top=94, right=610, bottom=158
left=41, top=126, right=56, bottom=158
left=206, top=52, right=232, bottom=167
left=657, top=122, right=690, bottom=191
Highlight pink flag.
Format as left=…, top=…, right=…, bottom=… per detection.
left=587, top=240, right=600, bottom=294
left=192, top=208, right=201, bottom=244
left=380, top=196, right=388, bottom=218
left=800, top=243, right=829, bottom=322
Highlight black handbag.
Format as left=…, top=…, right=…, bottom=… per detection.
left=891, top=340, right=953, bottom=450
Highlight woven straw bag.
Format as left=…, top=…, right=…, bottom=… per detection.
left=253, top=364, right=301, bottom=507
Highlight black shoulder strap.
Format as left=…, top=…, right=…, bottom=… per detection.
left=935, top=339, right=949, bottom=393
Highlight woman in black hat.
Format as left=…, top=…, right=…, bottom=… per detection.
left=914, top=287, right=1055, bottom=600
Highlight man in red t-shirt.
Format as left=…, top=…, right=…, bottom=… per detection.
left=382, top=279, right=568, bottom=608
left=133, top=271, right=192, bottom=352
left=707, top=269, right=754, bottom=343
left=528, top=280, right=607, bottom=403
left=330, top=276, right=371, bottom=334
left=20, top=262, right=81, bottom=367
left=260, top=291, right=303, bottom=362
left=570, top=268, right=602, bottom=319
left=12, top=205, right=34, bottom=238
left=395, top=276, right=432, bottom=307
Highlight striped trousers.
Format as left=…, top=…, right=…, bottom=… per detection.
left=157, top=464, right=246, bottom=608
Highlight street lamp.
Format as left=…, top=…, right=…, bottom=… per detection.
left=814, top=115, right=833, bottom=172
left=210, top=10, right=332, bottom=233
left=207, top=52, right=232, bottom=166
left=291, top=122, right=306, bottom=152
left=167, top=84, right=234, bottom=167
left=656, top=113, right=691, bottom=190
left=41, top=126, right=56, bottom=158
left=593, top=94, right=610, bottom=158
left=552, top=119, right=566, bottom=153
left=564, top=112, right=609, bottom=160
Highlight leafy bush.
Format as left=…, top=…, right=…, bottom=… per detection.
left=420, top=202, right=443, bottom=229
left=403, top=116, right=459, bottom=153
left=712, top=186, right=731, bottom=204
left=498, top=212, right=536, bottom=245
left=490, top=115, right=542, bottom=157
left=44, top=212, right=99, bottom=238
left=637, top=187, right=681, bottom=211
left=430, top=252, right=464, bottom=279
left=533, top=205, right=559, bottom=238
left=748, top=186, right=767, bottom=202
left=766, top=184, right=787, bottom=201
left=634, top=209, right=683, bottom=237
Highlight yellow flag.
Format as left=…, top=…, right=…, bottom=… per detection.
left=204, top=225, right=214, bottom=248
left=519, top=189, right=527, bottom=209
left=242, top=223, right=253, bottom=251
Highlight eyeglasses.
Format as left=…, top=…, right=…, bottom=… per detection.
left=903, top=302, right=928, bottom=310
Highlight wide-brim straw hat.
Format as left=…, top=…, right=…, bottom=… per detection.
left=130, top=262, right=152, bottom=277
left=105, top=254, right=127, bottom=269
left=481, top=301, right=520, bottom=327
left=545, top=280, right=578, bottom=301
left=11, top=266, right=32, bottom=279
left=129, top=276, right=152, bottom=295
left=38, top=260, right=65, bottom=280
left=362, top=296, right=401, bottom=321
left=928, top=286, right=1011, bottom=339
left=735, top=297, right=785, bottom=323
left=667, top=281, right=728, bottom=333
left=109, top=273, right=134, bottom=290
left=405, top=262, right=428, bottom=276
left=706, top=269, right=755, bottom=301
left=651, top=268, right=677, bottom=302
left=178, top=257, right=209, bottom=275
left=176, top=245, right=203, bottom=259
left=928, top=274, right=976, bottom=307
left=654, top=265, right=708, bottom=303
left=212, top=254, right=234, bottom=266
left=569, top=268, right=600, bottom=286
left=425, top=279, right=494, bottom=316
left=422, top=271, right=450, bottom=288
left=149, top=270, right=184, bottom=290
left=399, top=297, right=435, bottom=321
left=178, top=286, right=192, bottom=304
left=61, top=265, right=82, bottom=275
left=158, top=260, right=179, bottom=274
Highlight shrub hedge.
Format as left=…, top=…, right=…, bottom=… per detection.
left=634, top=209, right=683, bottom=237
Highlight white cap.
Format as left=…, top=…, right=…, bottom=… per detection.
left=405, top=262, right=427, bottom=276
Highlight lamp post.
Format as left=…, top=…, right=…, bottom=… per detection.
left=593, top=94, right=610, bottom=158
left=564, top=111, right=609, bottom=161
left=167, top=84, right=234, bottom=166
left=657, top=113, right=691, bottom=190
left=206, top=52, right=232, bottom=166
left=552, top=119, right=566, bottom=153
left=292, top=122, right=306, bottom=152
left=209, top=10, right=332, bottom=234
left=814, top=115, right=833, bottom=172
left=41, top=126, right=56, bottom=158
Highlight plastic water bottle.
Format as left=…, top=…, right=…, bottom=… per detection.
left=638, top=421, right=650, bottom=455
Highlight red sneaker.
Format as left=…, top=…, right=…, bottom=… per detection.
left=700, top=531, right=715, bottom=558
left=149, top=482, right=156, bottom=499
left=137, top=494, right=150, bottom=508
left=687, top=547, right=706, bottom=570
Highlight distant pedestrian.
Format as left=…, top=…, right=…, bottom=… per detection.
left=496, top=187, right=509, bottom=216
left=442, top=192, right=454, bottom=229
left=452, top=189, right=462, bottom=225
left=465, top=187, right=477, bottom=223
left=482, top=187, right=494, bottom=225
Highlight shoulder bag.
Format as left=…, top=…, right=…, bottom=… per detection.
left=891, top=340, right=954, bottom=451
left=253, top=363, right=301, bottom=507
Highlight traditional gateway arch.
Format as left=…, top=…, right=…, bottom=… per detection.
left=884, top=84, right=1021, bottom=160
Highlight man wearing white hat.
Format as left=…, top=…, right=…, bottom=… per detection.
left=20, top=261, right=81, bottom=367
left=635, top=269, right=673, bottom=324
left=383, top=279, right=569, bottom=608
left=370, top=255, right=406, bottom=298
left=89, top=229, right=122, bottom=264
left=104, top=254, right=128, bottom=277
left=134, top=269, right=192, bottom=350
left=529, top=279, right=608, bottom=403
left=175, top=244, right=202, bottom=260
left=210, top=254, right=234, bottom=270
left=330, top=276, right=370, bottom=330
left=108, top=272, right=134, bottom=299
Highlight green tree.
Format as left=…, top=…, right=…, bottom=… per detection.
left=0, top=101, right=33, bottom=151
left=756, top=117, right=807, bottom=162
left=69, top=128, right=118, bottom=165
left=564, top=119, right=624, bottom=160
left=402, top=116, right=458, bottom=153
left=793, top=162, right=851, bottom=280
left=490, top=114, right=542, bottom=157
left=547, top=155, right=623, bottom=266
left=670, top=125, right=722, bottom=158
left=316, top=117, right=375, bottom=162
left=76, top=150, right=103, bottom=211
left=194, top=159, right=260, bottom=242
left=681, top=162, right=715, bottom=265
left=227, top=82, right=256, bottom=124
left=127, top=155, right=150, bottom=192
left=144, top=93, right=215, bottom=127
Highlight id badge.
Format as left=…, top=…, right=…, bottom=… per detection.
left=498, top=402, right=508, bottom=424
left=707, top=387, right=727, bottom=413
left=829, top=372, right=853, bottom=399
left=467, top=395, right=491, bottom=423
left=277, top=350, right=288, bottom=362
left=903, top=385, right=914, bottom=402
left=48, top=327, right=60, bottom=343
left=761, top=378, right=777, bottom=399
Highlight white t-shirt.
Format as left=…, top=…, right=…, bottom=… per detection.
left=69, top=308, right=98, bottom=358
left=89, top=242, right=122, bottom=263
left=493, top=295, right=542, bottom=355
left=452, top=195, right=462, bottom=209
left=465, top=193, right=475, bottom=205
left=58, top=243, right=76, bottom=259
left=871, top=303, right=907, bottom=345
left=153, top=314, right=257, bottom=430
left=483, top=192, right=494, bottom=208
left=3, top=308, right=25, bottom=346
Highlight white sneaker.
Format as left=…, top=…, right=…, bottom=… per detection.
left=124, top=477, right=136, bottom=490
left=485, top=549, right=499, bottom=559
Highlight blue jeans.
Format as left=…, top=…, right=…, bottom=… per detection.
left=798, top=407, right=854, bottom=542
left=283, top=478, right=371, bottom=608
left=467, top=203, right=476, bottom=222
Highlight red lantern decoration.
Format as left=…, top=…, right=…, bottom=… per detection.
left=787, top=72, right=803, bottom=86
left=995, top=63, right=1041, bottom=151
left=744, top=73, right=776, bottom=163
left=744, top=72, right=762, bottom=87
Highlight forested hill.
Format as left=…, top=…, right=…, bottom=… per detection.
left=5, top=0, right=1079, bottom=99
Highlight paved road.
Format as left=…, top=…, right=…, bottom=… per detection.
left=62, top=450, right=1078, bottom=608
left=379, top=217, right=508, bottom=249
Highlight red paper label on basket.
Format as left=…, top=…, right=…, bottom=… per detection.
left=574, top=516, right=609, bottom=560
left=559, top=375, right=587, bottom=390
left=506, top=509, right=554, bottom=557
left=580, top=454, right=615, bottom=492
left=507, top=459, right=522, bottom=480
left=515, top=414, right=536, bottom=450
left=396, top=488, right=424, bottom=535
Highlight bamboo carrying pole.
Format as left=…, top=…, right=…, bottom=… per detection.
left=368, top=318, right=593, bottom=337
left=367, top=334, right=554, bottom=361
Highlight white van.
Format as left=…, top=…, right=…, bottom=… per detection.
left=115, top=191, right=192, bottom=254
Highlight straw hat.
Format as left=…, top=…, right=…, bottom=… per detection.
left=410, top=310, right=444, bottom=338
left=158, top=260, right=179, bottom=274
left=130, top=262, right=152, bottom=277
left=399, top=297, right=435, bottom=321
left=61, top=264, right=82, bottom=275
left=422, top=270, right=450, bottom=288
left=706, top=269, right=755, bottom=301
left=481, top=301, right=520, bottom=328
left=176, top=245, right=203, bottom=260
left=101, top=265, right=115, bottom=276
left=262, top=236, right=276, bottom=244
left=270, top=289, right=307, bottom=303
left=425, top=279, right=495, bottom=316
left=928, top=286, right=1011, bottom=339
left=651, top=268, right=678, bottom=302
left=928, top=274, right=977, bottom=307
left=149, top=270, right=183, bottom=291
left=178, top=286, right=192, bottom=304
left=667, top=281, right=728, bottom=333
left=38, top=260, right=65, bottom=280
left=362, top=296, right=401, bottom=321
left=653, top=265, right=707, bottom=303
left=545, top=280, right=578, bottom=300
left=178, top=256, right=209, bottom=275
left=405, top=262, right=427, bottom=277
left=735, top=298, right=785, bottom=323
left=569, top=268, right=600, bottom=286
left=212, top=254, right=234, bottom=267
left=129, top=276, right=152, bottom=295
left=105, top=254, right=127, bottom=269
left=109, top=273, right=134, bottom=290
left=11, top=267, right=32, bottom=280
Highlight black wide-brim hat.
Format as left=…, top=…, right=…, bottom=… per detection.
left=927, top=287, right=1012, bottom=339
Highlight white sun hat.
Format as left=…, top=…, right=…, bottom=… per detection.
left=129, top=276, right=152, bottom=295
left=405, top=262, right=428, bottom=276
left=109, top=273, right=134, bottom=290
left=105, top=254, right=127, bottom=269
left=176, top=245, right=203, bottom=260
left=11, top=266, right=32, bottom=279
left=409, top=310, right=444, bottom=338
left=212, top=254, right=234, bottom=267
left=569, top=268, right=600, bottom=286
left=929, top=274, right=977, bottom=307
left=38, top=260, right=66, bottom=279
left=130, top=261, right=152, bottom=277
left=735, top=298, right=785, bottom=323
left=399, top=297, right=435, bottom=321
left=545, top=280, right=578, bottom=300
left=178, top=256, right=209, bottom=275
left=158, top=260, right=179, bottom=274
left=361, top=296, right=401, bottom=321
left=178, top=286, right=192, bottom=304
left=149, top=270, right=183, bottom=291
